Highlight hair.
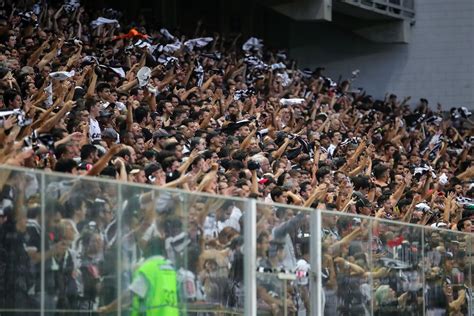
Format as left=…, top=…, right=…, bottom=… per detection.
left=373, top=164, right=389, bottom=180
left=63, top=193, right=85, bottom=218
left=316, top=167, right=331, bottom=182
left=54, top=158, right=77, bottom=173
left=84, top=97, right=98, bottom=112
left=352, top=175, right=370, bottom=190
left=80, top=144, right=98, bottom=161
left=96, top=82, right=111, bottom=94
left=134, top=106, right=149, bottom=124
left=457, top=218, right=471, bottom=231
left=3, top=89, right=19, bottom=107
left=270, top=187, right=284, bottom=201
left=117, top=148, right=131, bottom=159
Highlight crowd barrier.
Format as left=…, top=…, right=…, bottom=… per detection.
left=0, top=165, right=470, bottom=315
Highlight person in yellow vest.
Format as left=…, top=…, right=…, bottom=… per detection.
left=98, top=237, right=179, bottom=315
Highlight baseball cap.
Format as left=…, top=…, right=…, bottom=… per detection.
left=102, top=128, right=118, bottom=139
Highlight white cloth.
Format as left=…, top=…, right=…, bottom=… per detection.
left=280, top=98, right=305, bottom=106
left=158, top=41, right=182, bottom=53
left=183, top=37, right=213, bottom=51
left=49, top=70, right=75, bottom=80
left=108, top=67, right=125, bottom=78
left=327, top=144, right=337, bottom=156
left=242, top=37, right=263, bottom=51
left=271, top=62, right=286, bottom=70
left=44, top=83, right=53, bottom=107
left=91, top=17, right=119, bottom=28
left=160, top=28, right=176, bottom=41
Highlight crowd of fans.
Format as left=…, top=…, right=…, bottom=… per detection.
left=0, top=0, right=472, bottom=315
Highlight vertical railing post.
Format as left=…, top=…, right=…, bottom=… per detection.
left=244, top=198, right=257, bottom=316
left=421, top=227, right=426, bottom=316
left=40, top=172, right=45, bottom=316
left=117, top=183, right=122, bottom=316
left=310, top=210, right=323, bottom=316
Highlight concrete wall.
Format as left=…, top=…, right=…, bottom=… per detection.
left=289, top=0, right=474, bottom=108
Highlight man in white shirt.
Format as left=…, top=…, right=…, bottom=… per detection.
left=86, top=98, right=102, bottom=142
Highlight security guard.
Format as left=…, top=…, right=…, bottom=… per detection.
left=98, top=237, right=179, bottom=315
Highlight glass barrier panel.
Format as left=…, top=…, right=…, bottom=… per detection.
left=423, top=227, right=469, bottom=315
left=0, top=168, right=42, bottom=314
left=183, top=192, right=247, bottom=315
left=466, top=232, right=473, bottom=316
left=43, top=172, right=120, bottom=315
left=256, top=202, right=313, bottom=315
left=321, top=210, right=372, bottom=316
left=373, top=219, right=423, bottom=316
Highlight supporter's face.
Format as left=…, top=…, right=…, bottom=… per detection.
left=99, top=87, right=111, bottom=100
left=359, top=206, right=371, bottom=216
left=8, top=58, right=19, bottom=70
left=331, top=119, right=341, bottom=131
left=134, top=170, right=147, bottom=184
left=188, top=122, right=199, bottom=132
left=395, top=175, right=404, bottom=185
left=10, top=94, right=21, bottom=108
left=174, top=145, right=183, bottom=159
left=7, top=35, right=15, bottom=47
left=135, top=138, right=145, bottom=154
left=258, top=236, right=270, bottom=256
left=90, top=102, right=100, bottom=116
left=87, top=233, right=103, bottom=255
left=260, top=158, right=271, bottom=173
left=396, top=165, right=404, bottom=174
left=131, top=122, right=142, bottom=135
left=119, top=95, right=127, bottom=103
left=311, top=119, right=323, bottom=131
left=320, top=137, right=329, bottom=147
left=41, top=66, right=51, bottom=77
left=276, top=192, right=287, bottom=204
left=196, top=139, right=206, bottom=151
left=332, top=132, right=342, bottom=143
left=24, top=38, right=34, bottom=47
left=80, top=110, right=89, bottom=122
left=232, top=140, right=240, bottom=149
left=228, top=105, right=238, bottom=115
left=128, top=148, right=137, bottom=163
left=137, top=89, right=145, bottom=101
left=218, top=181, right=228, bottom=193
left=455, top=185, right=462, bottom=194
left=27, top=82, right=37, bottom=95
left=386, top=146, right=396, bottom=157
left=410, top=155, right=420, bottom=164
left=152, top=169, right=166, bottom=185
left=280, top=109, right=290, bottom=122
left=154, top=116, right=162, bottom=128
left=165, top=102, right=174, bottom=114
left=301, top=185, right=313, bottom=198
left=323, top=173, right=332, bottom=184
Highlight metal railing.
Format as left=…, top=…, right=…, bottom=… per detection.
left=0, top=165, right=470, bottom=315
left=337, top=0, right=416, bottom=19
